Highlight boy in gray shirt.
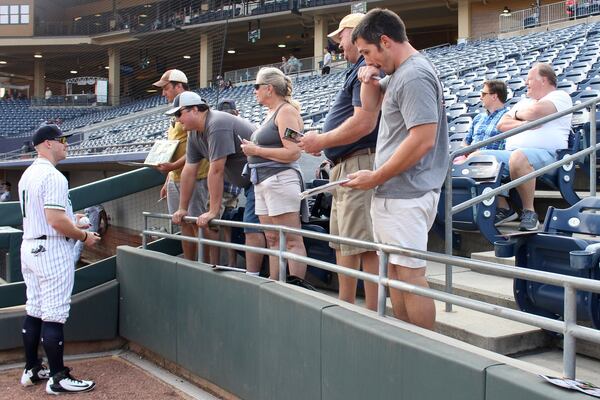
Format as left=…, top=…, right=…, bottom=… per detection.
left=346, top=9, right=449, bottom=330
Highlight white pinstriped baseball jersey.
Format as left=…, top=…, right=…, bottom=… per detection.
left=19, top=157, right=74, bottom=239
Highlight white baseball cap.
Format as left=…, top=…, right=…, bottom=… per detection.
left=165, top=91, right=209, bottom=115
left=153, top=69, right=188, bottom=87
left=327, top=13, right=365, bottom=43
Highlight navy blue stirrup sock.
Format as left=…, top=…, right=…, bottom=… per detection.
left=22, top=316, right=42, bottom=370
left=41, top=322, right=65, bottom=376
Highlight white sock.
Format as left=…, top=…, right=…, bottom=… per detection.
left=246, top=271, right=259, bottom=276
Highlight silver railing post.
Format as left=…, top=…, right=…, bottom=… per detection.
left=377, top=251, right=389, bottom=317
left=197, top=228, right=204, bottom=263
left=279, top=228, right=286, bottom=282
left=563, top=284, right=577, bottom=379
left=444, top=165, right=454, bottom=312
left=142, top=214, right=148, bottom=249
left=590, top=104, right=597, bottom=196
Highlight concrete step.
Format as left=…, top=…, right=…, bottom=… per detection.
left=471, top=250, right=515, bottom=266
left=426, top=260, right=516, bottom=309
left=429, top=301, right=551, bottom=355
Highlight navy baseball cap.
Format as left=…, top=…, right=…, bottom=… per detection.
left=32, top=124, right=72, bottom=146
left=217, top=99, right=237, bottom=112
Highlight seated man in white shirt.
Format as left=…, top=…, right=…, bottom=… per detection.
left=480, top=63, right=572, bottom=231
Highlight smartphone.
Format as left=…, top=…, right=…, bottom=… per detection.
left=283, top=127, right=304, bottom=143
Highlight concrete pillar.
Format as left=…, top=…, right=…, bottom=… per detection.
left=108, top=47, right=120, bottom=106
left=200, top=33, right=213, bottom=89
left=458, top=0, right=471, bottom=43
left=33, top=60, right=45, bottom=99
left=313, top=15, right=327, bottom=69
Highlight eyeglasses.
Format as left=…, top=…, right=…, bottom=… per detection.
left=51, top=137, right=68, bottom=144
left=481, top=91, right=493, bottom=97
left=253, top=83, right=268, bottom=90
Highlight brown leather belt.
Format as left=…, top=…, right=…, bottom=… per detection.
left=334, top=147, right=375, bottom=166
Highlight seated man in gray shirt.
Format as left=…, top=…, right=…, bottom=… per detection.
left=168, top=91, right=265, bottom=274
left=346, top=9, right=449, bottom=330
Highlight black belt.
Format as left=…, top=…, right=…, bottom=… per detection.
left=334, top=147, right=375, bottom=166
left=34, top=235, right=69, bottom=241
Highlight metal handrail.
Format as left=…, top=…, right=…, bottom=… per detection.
left=141, top=211, right=600, bottom=379
left=443, top=94, right=599, bottom=378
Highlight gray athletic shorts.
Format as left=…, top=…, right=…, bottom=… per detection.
left=167, top=179, right=209, bottom=217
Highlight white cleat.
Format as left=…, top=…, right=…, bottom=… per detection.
left=20, top=363, right=50, bottom=387
left=45, top=367, right=95, bottom=395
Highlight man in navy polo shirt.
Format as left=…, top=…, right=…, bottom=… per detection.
left=299, top=13, right=380, bottom=310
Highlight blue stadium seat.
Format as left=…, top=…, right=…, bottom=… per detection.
left=494, top=197, right=600, bottom=329
left=436, top=155, right=505, bottom=245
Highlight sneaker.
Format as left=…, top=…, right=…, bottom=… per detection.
left=20, top=363, right=50, bottom=386
left=45, top=367, right=95, bottom=395
left=519, top=209, right=539, bottom=231
left=495, top=207, right=518, bottom=225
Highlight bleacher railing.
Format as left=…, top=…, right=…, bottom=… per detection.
left=141, top=211, right=600, bottom=380
left=444, top=96, right=600, bottom=378
left=223, top=55, right=347, bottom=85
left=499, top=0, right=600, bottom=34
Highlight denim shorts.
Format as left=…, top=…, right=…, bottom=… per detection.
left=478, top=148, right=556, bottom=179
left=243, top=185, right=261, bottom=234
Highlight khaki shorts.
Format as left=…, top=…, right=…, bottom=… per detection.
left=329, top=152, right=375, bottom=256
left=166, top=179, right=208, bottom=217
left=371, top=191, right=440, bottom=268
left=254, top=169, right=301, bottom=216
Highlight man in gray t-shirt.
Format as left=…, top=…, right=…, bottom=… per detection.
left=347, top=9, right=449, bottom=330
left=167, top=91, right=265, bottom=275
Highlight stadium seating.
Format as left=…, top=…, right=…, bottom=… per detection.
left=436, top=155, right=505, bottom=245
left=495, top=197, right=600, bottom=329
left=6, top=20, right=600, bottom=164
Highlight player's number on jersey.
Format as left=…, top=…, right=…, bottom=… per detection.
left=21, top=190, right=26, bottom=218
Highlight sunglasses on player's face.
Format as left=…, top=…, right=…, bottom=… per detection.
left=51, top=137, right=68, bottom=144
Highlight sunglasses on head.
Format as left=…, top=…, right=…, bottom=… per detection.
left=51, top=137, right=68, bottom=144
left=253, top=83, right=269, bottom=90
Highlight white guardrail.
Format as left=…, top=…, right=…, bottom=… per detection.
left=500, top=0, right=600, bottom=33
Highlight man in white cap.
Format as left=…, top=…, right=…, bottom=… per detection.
left=167, top=91, right=266, bottom=275
left=153, top=69, right=210, bottom=260
left=299, top=13, right=381, bottom=311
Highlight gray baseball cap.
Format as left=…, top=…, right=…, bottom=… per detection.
left=165, top=91, right=209, bottom=115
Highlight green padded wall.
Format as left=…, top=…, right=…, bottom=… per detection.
left=116, top=246, right=583, bottom=400
left=117, top=247, right=178, bottom=363
left=258, top=283, right=334, bottom=400
left=176, top=260, right=272, bottom=400
left=485, top=365, right=588, bottom=400
left=321, top=307, right=496, bottom=400
left=65, top=280, right=119, bottom=342
left=0, top=280, right=119, bottom=350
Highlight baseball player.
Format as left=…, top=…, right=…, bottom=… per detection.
left=18, top=124, right=100, bottom=395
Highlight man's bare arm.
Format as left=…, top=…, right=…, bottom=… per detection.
left=300, top=106, right=379, bottom=153
left=516, top=99, right=558, bottom=121
left=206, top=158, right=226, bottom=216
